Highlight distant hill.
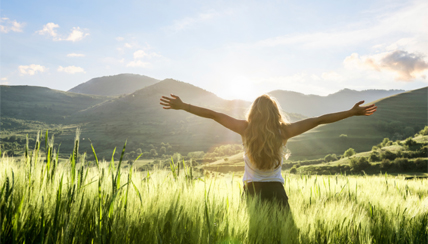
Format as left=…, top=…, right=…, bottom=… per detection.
left=0, top=85, right=109, bottom=124
left=69, top=79, right=306, bottom=157
left=68, top=73, right=159, bottom=96
left=286, top=86, right=428, bottom=159
left=270, top=88, right=405, bottom=117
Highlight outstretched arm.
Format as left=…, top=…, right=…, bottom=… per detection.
left=284, top=101, right=377, bottom=139
left=160, top=94, right=247, bottom=135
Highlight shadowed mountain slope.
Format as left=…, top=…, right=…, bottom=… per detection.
left=0, top=85, right=109, bottom=124
left=68, top=73, right=159, bottom=96
left=286, top=86, right=428, bottom=159
left=269, top=88, right=405, bottom=117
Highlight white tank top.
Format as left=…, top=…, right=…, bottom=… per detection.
left=242, top=145, right=287, bottom=184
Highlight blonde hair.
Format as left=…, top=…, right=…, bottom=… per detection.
left=243, top=94, right=289, bottom=170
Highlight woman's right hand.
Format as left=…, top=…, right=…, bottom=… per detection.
left=160, top=94, right=186, bottom=110
left=350, top=101, right=377, bottom=116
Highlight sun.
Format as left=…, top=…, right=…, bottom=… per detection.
left=215, top=77, right=258, bottom=101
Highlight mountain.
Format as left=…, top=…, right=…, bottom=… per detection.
left=0, top=80, right=304, bottom=158
left=68, top=73, right=159, bottom=96
left=68, top=79, right=306, bottom=157
left=286, top=86, right=428, bottom=159
left=2, top=79, right=424, bottom=161
left=0, top=85, right=109, bottom=124
left=269, top=88, right=405, bottom=117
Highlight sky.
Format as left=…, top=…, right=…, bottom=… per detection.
left=1, top=0, right=427, bottom=101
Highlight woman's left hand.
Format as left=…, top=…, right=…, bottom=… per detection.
left=160, top=94, right=185, bottom=110
left=351, top=101, right=377, bottom=116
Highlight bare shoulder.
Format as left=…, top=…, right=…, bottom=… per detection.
left=237, top=120, right=249, bottom=135
left=280, top=123, right=292, bottom=141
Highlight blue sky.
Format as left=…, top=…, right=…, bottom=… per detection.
left=1, top=0, right=427, bottom=100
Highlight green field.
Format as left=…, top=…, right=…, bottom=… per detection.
left=1, top=135, right=427, bottom=244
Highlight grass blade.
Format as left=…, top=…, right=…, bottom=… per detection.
left=45, top=130, right=49, bottom=155
left=134, top=153, right=143, bottom=161
left=110, top=147, right=117, bottom=173
left=91, top=143, right=99, bottom=169
left=131, top=180, right=143, bottom=206
left=114, top=140, right=127, bottom=191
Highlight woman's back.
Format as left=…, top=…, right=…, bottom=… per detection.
left=242, top=143, right=287, bottom=184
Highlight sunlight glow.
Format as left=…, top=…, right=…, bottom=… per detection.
left=215, top=77, right=258, bottom=101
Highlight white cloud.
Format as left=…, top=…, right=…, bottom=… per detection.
left=57, top=66, right=85, bottom=74
left=168, top=10, right=219, bottom=32
left=18, top=64, right=47, bottom=75
left=126, top=60, right=151, bottom=68
left=116, top=37, right=124, bottom=41
left=36, top=23, right=89, bottom=42
left=124, top=43, right=133, bottom=48
left=133, top=50, right=147, bottom=59
left=1, top=77, right=8, bottom=85
left=36, top=22, right=59, bottom=38
left=372, top=44, right=385, bottom=50
left=102, top=57, right=125, bottom=64
left=385, top=37, right=426, bottom=54
left=64, top=27, right=89, bottom=42
left=67, top=53, right=85, bottom=57
left=344, top=50, right=428, bottom=81
left=125, top=48, right=163, bottom=69
left=236, top=1, right=428, bottom=51
left=311, top=74, right=321, bottom=81
left=133, top=50, right=161, bottom=59
left=0, top=17, right=25, bottom=33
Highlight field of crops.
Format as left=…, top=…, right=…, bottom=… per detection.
left=1, top=135, right=427, bottom=243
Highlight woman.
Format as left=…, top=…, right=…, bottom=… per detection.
left=159, top=94, right=377, bottom=209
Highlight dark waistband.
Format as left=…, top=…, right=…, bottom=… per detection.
left=244, top=181, right=283, bottom=187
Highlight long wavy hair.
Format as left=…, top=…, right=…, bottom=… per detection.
left=243, top=94, right=290, bottom=170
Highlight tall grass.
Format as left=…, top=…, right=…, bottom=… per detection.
left=1, top=132, right=427, bottom=243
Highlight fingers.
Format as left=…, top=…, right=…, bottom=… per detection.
left=364, top=107, right=377, bottom=116
left=362, top=104, right=376, bottom=109
left=160, top=94, right=179, bottom=110
left=364, top=106, right=377, bottom=114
